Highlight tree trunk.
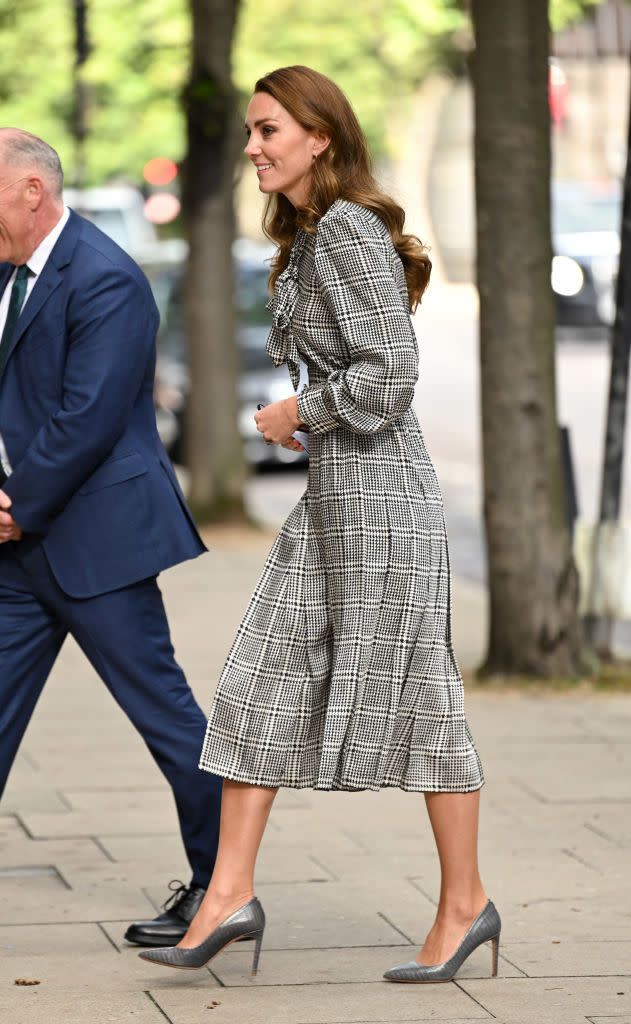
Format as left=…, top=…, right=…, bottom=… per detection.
left=182, top=0, right=246, bottom=522
left=471, top=0, right=585, bottom=676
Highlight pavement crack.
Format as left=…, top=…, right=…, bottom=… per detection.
left=376, top=911, right=413, bottom=943
left=584, top=821, right=623, bottom=847
left=308, top=854, right=338, bottom=881
left=144, top=991, right=175, bottom=1023
left=561, top=846, right=602, bottom=873
left=407, top=877, right=437, bottom=906
left=340, top=828, right=370, bottom=852
left=496, top=950, right=529, bottom=976
left=91, top=836, right=116, bottom=862
left=453, top=978, right=497, bottom=1016
left=97, top=921, right=121, bottom=953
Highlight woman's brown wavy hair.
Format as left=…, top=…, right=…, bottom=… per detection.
left=254, top=65, right=431, bottom=312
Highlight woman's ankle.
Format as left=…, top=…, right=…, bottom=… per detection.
left=205, top=885, right=254, bottom=909
left=436, top=890, right=487, bottom=924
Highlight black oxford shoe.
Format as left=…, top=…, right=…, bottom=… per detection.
left=124, top=880, right=206, bottom=947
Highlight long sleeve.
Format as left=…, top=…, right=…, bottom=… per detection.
left=296, top=211, right=418, bottom=436
left=4, top=268, right=157, bottom=535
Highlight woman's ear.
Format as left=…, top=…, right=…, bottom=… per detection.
left=313, top=132, right=331, bottom=159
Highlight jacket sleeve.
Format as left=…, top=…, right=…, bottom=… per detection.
left=4, top=267, right=157, bottom=535
left=296, top=212, right=418, bottom=436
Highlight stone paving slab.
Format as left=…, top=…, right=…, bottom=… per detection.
left=500, top=940, right=631, bottom=977
left=0, top=877, right=156, bottom=926
left=1, top=990, right=167, bottom=1024
left=586, top=1017, right=631, bottom=1023
left=458, top=976, right=631, bottom=1023
left=0, top=921, right=112, bottom=957
left=149, top=978, right=490, bottom=1023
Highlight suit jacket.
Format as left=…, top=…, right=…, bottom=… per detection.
left=0, top=210, right=205, bottom=598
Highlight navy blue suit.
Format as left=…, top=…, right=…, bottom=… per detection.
left=0, top=210, right=221, bottom=887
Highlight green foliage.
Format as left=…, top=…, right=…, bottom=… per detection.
left=0, top=0, right=612, bottom=183
left=0, top=0, right=188, bottom=184
left=549, top=0, right=602, bottom=30
left=234, top=0, right=468, bottom=158
left=0, top=0, right=471, bottom=179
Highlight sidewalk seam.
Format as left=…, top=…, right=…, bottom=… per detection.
left=144, top=991, right=175, bottom=1023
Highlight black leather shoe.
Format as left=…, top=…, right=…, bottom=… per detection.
left=124, top=880, right=207, bottom=947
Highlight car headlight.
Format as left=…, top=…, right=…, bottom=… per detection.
left=551, top=255, right=584, bottom=297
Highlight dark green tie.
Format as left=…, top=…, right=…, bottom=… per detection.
left=0, top=264, right=29, bottom=485
left=0, top=264, right=29, bottom=382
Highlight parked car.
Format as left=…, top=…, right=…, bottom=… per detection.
left=147, top=242, right=308, bottom=468
left=552, top=180, right=621, bottom=330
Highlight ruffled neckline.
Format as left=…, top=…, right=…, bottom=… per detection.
left=265, top=230, right=309, bottom=390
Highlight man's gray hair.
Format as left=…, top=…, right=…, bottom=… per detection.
left=0, top=129, right=64, bottom=197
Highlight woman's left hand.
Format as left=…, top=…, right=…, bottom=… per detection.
left=254, top=396, right=303, bottom=445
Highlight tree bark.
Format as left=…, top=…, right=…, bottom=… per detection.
left=182, top=0, right=246, bottom=521
left=471, top=0, right=585, bottom=676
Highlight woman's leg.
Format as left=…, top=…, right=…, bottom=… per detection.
left=179, top=780, right=277, bottom=948
left=417, top=790, right=488, bottom=965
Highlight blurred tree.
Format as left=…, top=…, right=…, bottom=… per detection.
left=182, top=0, right=246, bottom=521
left=234, top=0, right=468, bottom=162
left=0, top=0, right=188, bottom=183
left=0, top=0, right=601, bottom=183
left=471, top=0, right=586, bottom=676
left=0, top=0, right=473, bottom=180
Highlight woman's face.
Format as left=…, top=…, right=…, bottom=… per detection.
left=244, top=92, right=329, bottom=208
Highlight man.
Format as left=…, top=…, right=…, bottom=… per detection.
left=0, top=129, right=220, bottom=947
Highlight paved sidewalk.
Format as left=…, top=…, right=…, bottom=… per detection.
left=1, top=528, right=630, bottom=1024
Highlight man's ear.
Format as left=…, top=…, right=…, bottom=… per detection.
left=24, top=175, right=45, bottom=210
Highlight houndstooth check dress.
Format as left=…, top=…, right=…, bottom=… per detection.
left=199, top=199, right=484, bottom=793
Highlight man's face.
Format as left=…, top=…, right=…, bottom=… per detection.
left=0, top=165, right=32, bottom=264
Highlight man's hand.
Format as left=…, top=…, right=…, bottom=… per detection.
left=0, top=489, right=22, bottom=543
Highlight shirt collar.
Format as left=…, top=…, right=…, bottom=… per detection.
left=26, top=206, right=70, bottom=278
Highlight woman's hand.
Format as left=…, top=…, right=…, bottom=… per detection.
left=254, top=396, right=304, bottom=447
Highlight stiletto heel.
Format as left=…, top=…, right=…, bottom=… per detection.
left=490, top=933, right=499, bottom=977
left=251, top=930, right=264, bottom=976
left=138, top=897, right=265, bottom=974
left=383, top=900, right=501, bottom=984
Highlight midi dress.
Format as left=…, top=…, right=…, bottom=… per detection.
left=199, top=198, right=484, bottom=793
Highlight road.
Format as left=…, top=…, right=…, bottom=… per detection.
left=246, top=285, right=630, bottom=588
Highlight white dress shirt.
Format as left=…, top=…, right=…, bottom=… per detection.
left=0, top=206, right=70, bottom=475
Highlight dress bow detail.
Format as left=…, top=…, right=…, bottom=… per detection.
left=266, top=230, right=307, bottom=391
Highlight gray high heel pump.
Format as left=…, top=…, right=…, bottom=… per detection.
left=383, top=899, right=501, bottom=983
left=138, top=897, right=265, bottom=976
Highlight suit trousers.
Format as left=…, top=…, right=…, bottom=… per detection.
left=0, top=538, right=221, bottom=888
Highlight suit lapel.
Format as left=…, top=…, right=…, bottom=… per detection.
left=3, top=210, right=81, bottom=364
left=8, top=261, right=63, bottom=355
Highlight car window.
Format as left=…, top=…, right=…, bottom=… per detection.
left=236, top=264, right=272, bottom=327
left=552, top=192, right=620, bottom=235
left=152, top=260, right=273, bottom=371
left=72, top=208, right=130, bottom=250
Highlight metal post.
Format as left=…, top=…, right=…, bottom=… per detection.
left=585, top=51, right=631, bottom=656
left=71, top=0, right=90, bottom=188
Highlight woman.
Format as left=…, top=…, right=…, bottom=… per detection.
left=140, top=65, right=500, bottom=984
